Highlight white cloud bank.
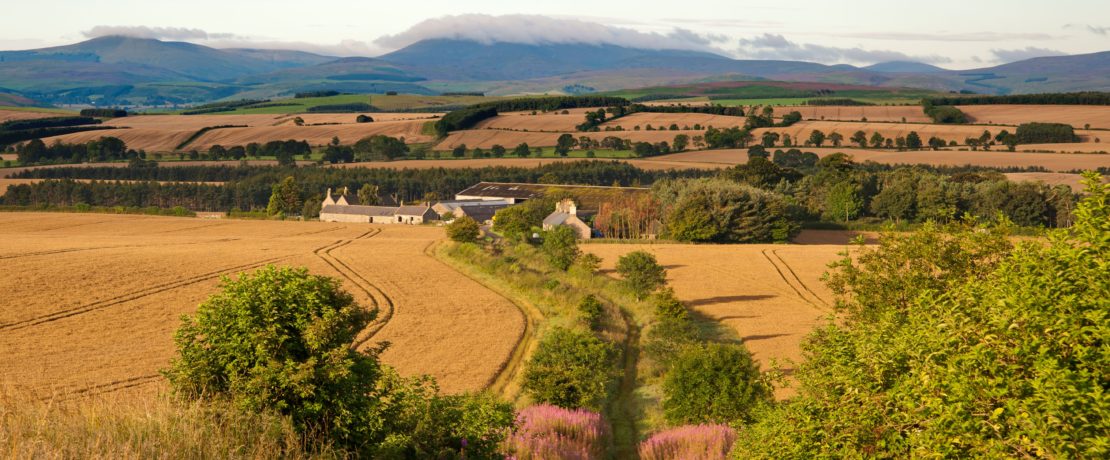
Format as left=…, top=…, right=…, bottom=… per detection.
left=736, top=33, right=952, bottom=65
left=374, top=14, right=725, bottom=53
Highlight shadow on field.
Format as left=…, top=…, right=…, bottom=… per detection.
left=687, top=294, right=776, bottom=307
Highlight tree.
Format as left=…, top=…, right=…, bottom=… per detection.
left=493, top=199, right=553, bottom=239
left=870, top=132, right=885, bottom=148
left=672, top=134, right=690, bottom=152
left=808, top=130, right=826, bottom=147
left=657, top=177, right=801, bottom=243
left=851, top=131, right=868, bottom=148
left=353, top=135, right=408, bottom=161
left=762, top=131, right=781, bottom=148
left=513, top=143, right=531, bottom=158
left=164, top=266, right=384, bottom=446
left=870, top=172, right=917, bottom=221
left=825, top=180, right=863, bottom=222
left=735, top=178, right=1109, bottom=456
left=522, top=327, right=614, bottom=410
left=905, top=131, right=923, bottom=149
left=451, top=144, right=467, bottom=158
left=445, top=215, right=481, bottom=242
left=555, top=134, right=577, bottom=156
left=266, top=176, right=302, bottom=216
left=616, top=251, right=667, bottom=299
left=542, top=226, right=580, bottom=270
left=928, top=136, right=945, bottom=150
left=491, top=144, right=506, bottom=158
left=828, top=132, right=844, bottom=147
left=662, top=343, right=771, bottom=425
left=358, top=184, right=379, bottom=206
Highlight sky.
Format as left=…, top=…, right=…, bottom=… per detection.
left=2, top=0, right=1107, bottom=69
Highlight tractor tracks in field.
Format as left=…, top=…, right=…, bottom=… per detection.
left=0, top=255, right=294, bottom=332
left=761, top=249, right=831, bottom=312
left=49, top=374, right=163, bottom=402
left=310, top=228, right=397, bottom=350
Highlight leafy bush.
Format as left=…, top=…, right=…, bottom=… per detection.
left=446, top=215, right=481, bottom=242
left=653, top=288, right=688, bottom=321
left=503, top=405, right=610, bottom=459
left=577, top=294, right=604, bottom=329
left=542, top=225, right=580, bottom=270
left=733, top=174, right=1109, bottom=458
left=616, top=251, right=667, bottom=299
left=662, top=343, right=770, bottom=425
left=493, top=199, right=555, bottom=240
left=522, top=328, right=614, bottom=410
left=639, top=424, right=737, bottom=460
left=164, top=266, right=383, bottom=447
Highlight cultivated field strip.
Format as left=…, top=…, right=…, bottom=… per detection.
left=0, top=214, right=523, bottom=396
left=0, top=255, right=293, bottom=331
left=309, top=228, right=400, bottom=349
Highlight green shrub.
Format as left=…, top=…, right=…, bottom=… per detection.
left=578, top=295, right=604, bottom=329
left=662, top=343, right=770, bottom=425
left=164, top=266, right=383, bottom=447
left=616, top=251, right=667, bottom=299
left=445, top=215, right=481, bottom=243
left=643, top=317, right=701, bottom=374
left=653, top=288, right=688, bottom=321
left=734, top=174, right=1110, bottom=457
left=522, top=327, right=614, bottom=411
left=493, top=199, right=554, bottom=240
left=542, top=226, right=580, bottom=270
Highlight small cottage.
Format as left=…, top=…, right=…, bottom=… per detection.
left=543, top=199, right=592, bottom=239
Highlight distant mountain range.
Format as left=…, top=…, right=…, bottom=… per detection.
left=0, top=36, right=1106, bottom=107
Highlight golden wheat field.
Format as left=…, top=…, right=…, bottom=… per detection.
left=957, top=104, right=1110, bottom=129
left=0, top=213, right=524, bottom=396
left=597, top=112, right=749, bottom=130
left=584, top=237, right=850, bottom=398
left=0, top=109, right=63, bottom=123
left=782, top=105, right=932, bottom=123
left=39, top=114, right=435, bottom=152
left=473, top=109, right=600, bottom=132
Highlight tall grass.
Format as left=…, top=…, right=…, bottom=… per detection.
left=638, top=424, right=737, bottom=460
left=0, top=386, right=343, bottom=459
left=503, top=405, right=610, bottom=460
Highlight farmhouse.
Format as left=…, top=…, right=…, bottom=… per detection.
left=318, top=187, right=436, bottom=224
left=543, top=199, right=593, bottom=239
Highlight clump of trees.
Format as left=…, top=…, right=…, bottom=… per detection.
left=434, top=106, right=498, bottom=136
left=1015, top=122, right=1079, bottom=144
left=734, top=175, right=1109, bottom=457
left=353, top=134, right=409, bottom=161
left=0, top=116, right=110, bottom=146
left=922, top=100, right=968, bottom=124
left=80, top=108, right=128, bottom=118
left=306, top=102, right=375, bottom=113
left=654, top=177, right=801, bottom=243
left=294, top=90, right=341, bottom=98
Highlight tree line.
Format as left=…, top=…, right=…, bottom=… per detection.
left=0, top=116, right=109, bottom=146
left=927, top=91, right=1110, bottom=106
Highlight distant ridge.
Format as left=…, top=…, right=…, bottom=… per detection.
left=865, top=61, right=947, bottom=73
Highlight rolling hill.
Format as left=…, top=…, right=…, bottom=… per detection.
left=0, top=36, right=1107, bottom=107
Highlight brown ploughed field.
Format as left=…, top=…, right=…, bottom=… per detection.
left=0, top=214, right=523, bottom=397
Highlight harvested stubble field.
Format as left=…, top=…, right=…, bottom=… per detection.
left=473, top=109, right=599, bottom=132
left=584, top=237, right=850, bottom=398
left=435, top=129, right=705, bottom=150
left=957, top=104, right=1110, bottom=129
left=597, top=112, right=747, bottom=130
left=0, top=109, right=67, bottom=123
left=781, top=105, right=931, bottom=123
left=39, top=113, right=435, bottom=152
left=0, top=213, right=523, bottom=397
left=649, top=148, right=1110, bottom=172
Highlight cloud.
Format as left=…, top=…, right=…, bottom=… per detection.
left=736, top=33, right=951, bottom=65
left=374, top=14, right=723, bottom=52
left=832, top=31, right=1057, bottom=42
left=989, top=47, right=1067, bottom=63
left=82, top=25, right=237, bottom=41
left=80, top=25, right=382, bottom=57
left=1064, top=23, right=1109, bottom=36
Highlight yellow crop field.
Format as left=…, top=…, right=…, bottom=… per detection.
left=474, top=109, right=598, bottom=132
left=781, top=105, right=931, bottom=123
left=0, top=213, right=524, bottom=396
left=957, top=104, right=1110, bottom=129
left=583, top=238, right=849, bottom=398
